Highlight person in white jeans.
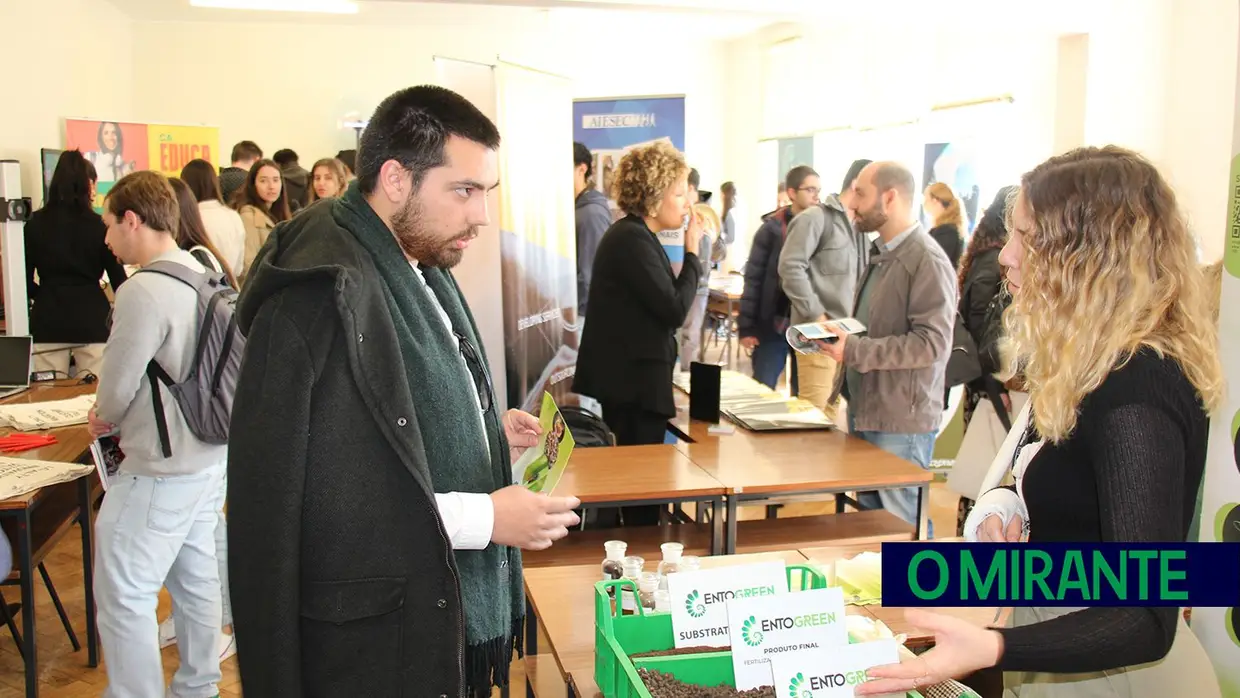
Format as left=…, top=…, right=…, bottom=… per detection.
left=94, top=465, right=225, bottom=697
left=89, top=171, right=228, bottom=698
left=159, top=476, right=233, bottom=661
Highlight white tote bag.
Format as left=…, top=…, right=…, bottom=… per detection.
left=946, top=391, right=1028, bottom=501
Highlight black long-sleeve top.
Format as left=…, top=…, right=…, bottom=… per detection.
left=24, top=206, right=128, bottom=344
left=995, top=349, right=1208, bottom=673
left=573, top=214, right=702, bottom=417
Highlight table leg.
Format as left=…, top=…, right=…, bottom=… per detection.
left=524, top=595, right=537, bottom=698
left=916, top=484, right=929, bottom=540
left=79, top=477, right=98, bottom=667
left=835, top=493, right=845, bottom=514
left=524, top=595, right=538, bottom=655
left=725, top=497, right=738, bottom=555
left=18, top=509, right=37, bottom=698
left=709, top=499, right=723, bottom=555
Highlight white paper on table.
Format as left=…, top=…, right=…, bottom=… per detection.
left=0, top=457, right=94, bottom=501
left=0, top=395, right=96, bottom=431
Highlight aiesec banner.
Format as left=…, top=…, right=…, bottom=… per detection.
left=572, top=96, right=688, bottom=272
left=572, top=96, right=685, bottom=152
left=65, top=118, right=220, bottom=210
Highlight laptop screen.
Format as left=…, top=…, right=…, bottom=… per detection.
left=0, top=337, right=33, bottom=387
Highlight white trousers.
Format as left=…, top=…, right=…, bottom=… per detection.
left=32, top=342, right=106, bottom=379
left=95, top=463, right=226, bottom=698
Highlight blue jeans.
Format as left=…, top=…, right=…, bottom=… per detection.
left=95, top=464, right=226, bottom=698
left=849, top=411, right=936, bottom=537
left=750, top=331, right=795, bottom=391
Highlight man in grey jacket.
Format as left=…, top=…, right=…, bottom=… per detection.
left=778, top=159, right=871, bottom=411
left=574, top=142, right=611, bottom=317
left=818, top=161, right=956, bottom=534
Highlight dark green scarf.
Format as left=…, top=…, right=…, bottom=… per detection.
left=335, top=184, right=523, bottom=693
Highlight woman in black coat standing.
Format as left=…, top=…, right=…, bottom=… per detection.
left=958, top=185, right=1017, bottom=427
left=25, top=149, right=127, bottom=379
left=574, top=141, right=703, bottom=447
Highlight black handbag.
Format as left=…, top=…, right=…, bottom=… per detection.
left=946, top=311, right=984, bottom=387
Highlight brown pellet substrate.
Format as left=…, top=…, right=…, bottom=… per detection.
left=638, top=669, right=775, bottom=698
left=631, top=646, right=722, bottom=659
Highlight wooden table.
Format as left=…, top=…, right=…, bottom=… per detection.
left=0, top=382, right=99, bottom=698
left=522, top=445, right=728, bottom=567
left=669, top=409, right=932, bottom=552
left=523, top=550, right=810, bottom=698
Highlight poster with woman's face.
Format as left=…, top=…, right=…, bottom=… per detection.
left=65, top=120, right=150, bottom=201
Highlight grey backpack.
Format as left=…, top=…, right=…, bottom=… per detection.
left=138, top=260, right=244, bottom=458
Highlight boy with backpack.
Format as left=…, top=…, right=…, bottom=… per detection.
left=88, top=170, right=239, bottom=698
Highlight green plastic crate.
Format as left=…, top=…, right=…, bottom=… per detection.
left=593, top=564, right=934, bottom=698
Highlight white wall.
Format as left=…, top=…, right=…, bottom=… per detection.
left=126, top=11, right=727, bottom=191
left=0, top=0, right=134, bottom=206
left=721, top=0, right=1238, bottom=265
left=1162, top=0, right=1238, bottom=261
left=721, top=22, right=1061, bottom=263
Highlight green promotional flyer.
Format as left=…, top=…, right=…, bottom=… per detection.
left=512, top=392, right=574, bottom=494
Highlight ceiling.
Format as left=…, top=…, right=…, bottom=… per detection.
left=102, top=0, right=1101, bottom=39
left=101, top=0, right=794, bottom=38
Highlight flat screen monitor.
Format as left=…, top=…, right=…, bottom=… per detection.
left=0, top=336, right=33, bottom=387
left=41, top=148, right=62, bottom=203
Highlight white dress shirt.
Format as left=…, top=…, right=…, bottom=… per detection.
left=410, top=261, right=497, bottom=550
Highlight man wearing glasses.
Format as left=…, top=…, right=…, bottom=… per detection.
left=738, top=165, right=821, bottom=390
left=227, top=85, right=581, bottom=698
left=778, top=158, right=873, bottom=417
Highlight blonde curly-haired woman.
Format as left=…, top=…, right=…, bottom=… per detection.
left=860, top=146, right=1224, bottom=698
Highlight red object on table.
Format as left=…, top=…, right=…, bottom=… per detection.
left=0, top=433, right=59, bottom=453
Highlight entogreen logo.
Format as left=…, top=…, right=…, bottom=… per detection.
left=741, top=615, right=764, bottom=647
left=685, top=589, right=705, bottom=618
left=788, top=672, right=810, bottom=698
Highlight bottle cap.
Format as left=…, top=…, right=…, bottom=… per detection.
left=639, top=572, right=659, bottom=593
left=604, top=540, right=628, bottom=560
left=622, top=555, right=645, bottom=576
left=680, top=555, right=701, bottom=571
left=660, top=542, right=684, bottom=563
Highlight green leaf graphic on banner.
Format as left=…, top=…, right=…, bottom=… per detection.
left=1232, top=410, right=1240, bottom=478
left=1227, top=606, right=1240, bottom=649
left=1226, top=153, right=1240, bottom=279
left=1216, top=503, right=1240, bottom=543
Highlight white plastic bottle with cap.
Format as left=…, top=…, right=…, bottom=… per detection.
left=656, top=542, right=684, bottom=592
left=602, top=540, right=628, bottom=583
left=620, top=555, right=645, bottom=614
